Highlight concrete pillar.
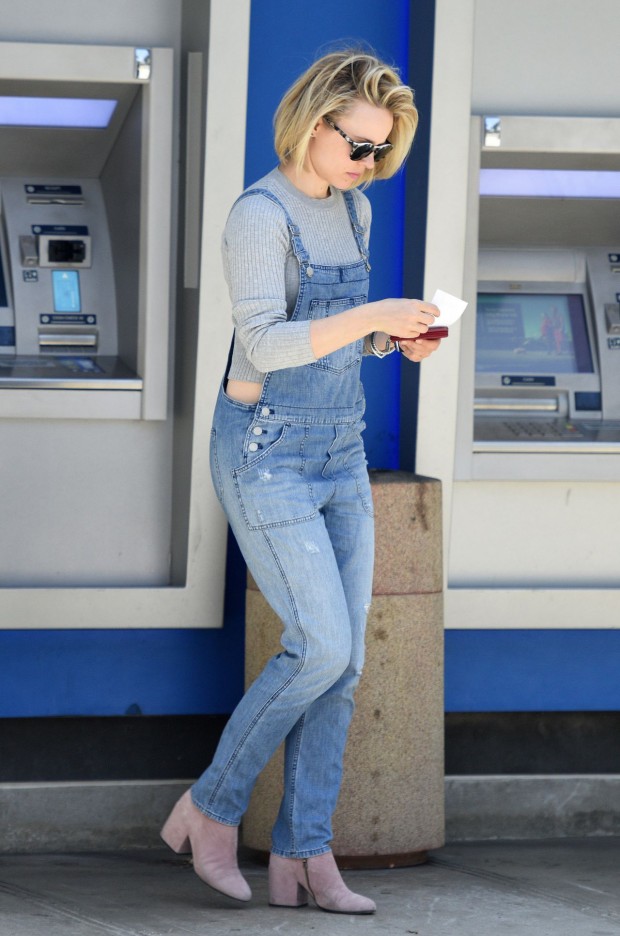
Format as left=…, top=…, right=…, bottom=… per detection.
left=243, top=471, right=444, bottom=868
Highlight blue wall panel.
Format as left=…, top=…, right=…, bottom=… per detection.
left=0, top=536, right=247, bottom=718
left=3, top=623, right=618, bottom=716
left=0, top=629, right=242, bottom=717
left=445, top=630, right=620, bottom=712
left=245, top=0, right=413, bottom=469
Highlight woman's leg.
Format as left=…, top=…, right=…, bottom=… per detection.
left=191, top=511, right=358, bottom=826
left=271, top=439, right=375, bottom=857
left=200, top=398, right=374, bottom=851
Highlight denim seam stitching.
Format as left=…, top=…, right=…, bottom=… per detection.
left=285, top=711, right=305, bottom=854
left=206, top=530, right=308, bottom=808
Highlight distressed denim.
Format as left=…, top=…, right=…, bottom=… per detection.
left=192, top=188, right=375, bottom=858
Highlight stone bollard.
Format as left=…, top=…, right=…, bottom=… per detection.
left=243, top=471, right=444, bottom=868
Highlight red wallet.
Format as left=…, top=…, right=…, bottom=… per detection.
left=390, top=326, right=449, bottom=342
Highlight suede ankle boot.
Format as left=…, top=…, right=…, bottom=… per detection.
left=161, top=790, right=251, bottom=902
left=268, top=850, right=375, bottom=914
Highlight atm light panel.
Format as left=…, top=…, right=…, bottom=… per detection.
left=0, top=97, right=117, bottom=128
left=480, top=169, right=620, bottom=199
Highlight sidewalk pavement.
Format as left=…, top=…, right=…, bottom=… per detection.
left=1, top=838, right=619, bottom=936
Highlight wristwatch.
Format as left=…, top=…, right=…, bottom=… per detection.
left=369, top=332, right=395, bottom=358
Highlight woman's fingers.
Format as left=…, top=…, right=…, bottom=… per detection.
left=399, top=337, right=442, bottom=361
left=382, top=300, right=440, bottom=340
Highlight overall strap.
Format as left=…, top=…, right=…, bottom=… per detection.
left=233, top=187, right=313, bottom=276
left=342, top=189, right=371, bottom=271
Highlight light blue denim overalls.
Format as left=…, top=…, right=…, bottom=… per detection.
left=194, top=187, right=375, bottom=859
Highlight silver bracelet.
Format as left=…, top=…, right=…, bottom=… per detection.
left=369, top=332, right=395, bottom=358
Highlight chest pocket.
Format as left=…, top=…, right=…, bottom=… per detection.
left=308, top=296, right=365, bottom=374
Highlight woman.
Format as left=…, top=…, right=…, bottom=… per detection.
left=161, top=49, right=441, bottom=914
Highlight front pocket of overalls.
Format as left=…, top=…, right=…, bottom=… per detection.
left=344, top=424, right=375, bottom=518
left=308, top=296, right=365, bottom=374
left=233, top=423, right=317, bottom=530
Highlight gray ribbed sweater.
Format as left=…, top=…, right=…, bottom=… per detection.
left=222, top=167, right=372, bottom=383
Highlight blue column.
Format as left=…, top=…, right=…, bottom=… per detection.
left=245, top=0, right=416, bottom=468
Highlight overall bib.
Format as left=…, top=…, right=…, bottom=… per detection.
left=195, top=188, right=375, bottom=859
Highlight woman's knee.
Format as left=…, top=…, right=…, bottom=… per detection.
left=303, top=640, right=352, bottom=694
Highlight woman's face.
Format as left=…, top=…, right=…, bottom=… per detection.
left=306, top=99, right=394, bottom=196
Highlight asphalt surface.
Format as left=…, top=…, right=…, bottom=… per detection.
left=1, top=839, right=619, bottom=935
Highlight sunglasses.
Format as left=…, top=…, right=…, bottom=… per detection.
left=324, top=116, right=393, bottom=163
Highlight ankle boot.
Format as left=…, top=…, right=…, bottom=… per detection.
left=161, top=790, right=251, bottom=902
left=269, top=851, right=376, bottom=914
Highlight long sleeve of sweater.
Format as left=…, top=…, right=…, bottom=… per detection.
left=222, top=168, right=371, bottom=382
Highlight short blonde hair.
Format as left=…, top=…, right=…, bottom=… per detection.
left=274, top=49, right=418, bottom=186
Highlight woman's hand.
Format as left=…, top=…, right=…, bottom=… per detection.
left=309, top=297, right=441, bottom=362
left=397, top=337, right=442, bottom=362
left=374, top=298, right=440, bottom=340
left=373, top=298, right=443, bottom=362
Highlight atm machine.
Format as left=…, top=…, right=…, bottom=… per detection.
left=431, top=116, right=620, bottom=630
left=0, top=43, right=171, bottom=421
left=471, top=245, right=620, bottom=474
left=0, top=40, right=226, bottom=631
left=0, top=176, right=140, bottom=395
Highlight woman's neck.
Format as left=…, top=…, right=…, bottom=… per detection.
left=278, top=162, right=330, bottom=199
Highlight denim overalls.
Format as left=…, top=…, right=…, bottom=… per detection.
left=194, top=187, right=375, bottom=859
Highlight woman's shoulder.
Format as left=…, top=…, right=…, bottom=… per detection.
left=236, top=169, right=286, bottom=205
left=225, top=171, right=290, bottom=242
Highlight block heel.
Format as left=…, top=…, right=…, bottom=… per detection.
left=268, top=851, right=375, bottom=914
left=268, top=854, right=309, bottom=907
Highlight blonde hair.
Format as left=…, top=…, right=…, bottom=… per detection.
left=274, top=49, right=418, bottom=186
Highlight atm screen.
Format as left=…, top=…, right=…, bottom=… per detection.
left=476, top=293, right=594, bottom=375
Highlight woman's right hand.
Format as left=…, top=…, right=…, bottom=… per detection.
left=309, top=296, right=440, bottom=362
left=372, top=297, right=439, bottom=340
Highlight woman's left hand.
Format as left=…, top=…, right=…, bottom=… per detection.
left=398, top=337, right=442, bottom=362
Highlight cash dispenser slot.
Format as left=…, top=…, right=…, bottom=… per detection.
left=39, top=328, right=98, bottom=352
left=474, top=396, right=560, bottom=413
left=26, top=193, right=85, bottom=207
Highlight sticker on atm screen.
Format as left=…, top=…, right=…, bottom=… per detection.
left=52, top=270, right=81, bottom=313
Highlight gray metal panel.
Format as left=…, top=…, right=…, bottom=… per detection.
left=472, top=0, right=620, bottom=117
left=136, top=47, right=174, bottom=421
left=101, top=92, right=142, bottom=372
left=0, top=417, right=173, bottom=587
left=0, top=81, right=139, bottom=178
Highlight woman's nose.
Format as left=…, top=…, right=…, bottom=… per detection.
left=358, top=152, right=376, bottom=169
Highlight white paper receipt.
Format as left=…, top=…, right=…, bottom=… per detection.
left=431, top=289, right=468, bottom=328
